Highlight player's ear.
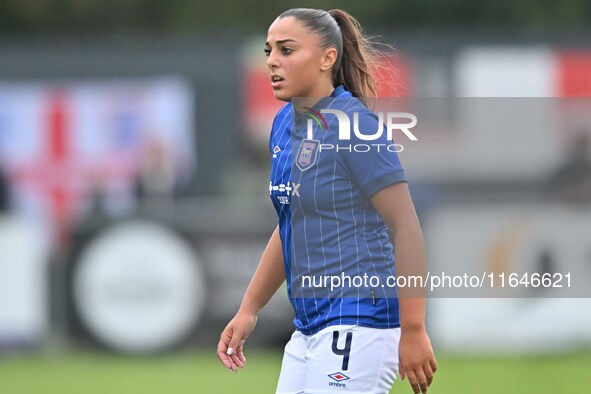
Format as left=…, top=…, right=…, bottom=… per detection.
left=320, top=47, right=338, bottom=72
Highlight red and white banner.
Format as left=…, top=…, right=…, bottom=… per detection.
left=0, top=78, right=195, bottom=225
left=456, top=47, right=591, bottom=97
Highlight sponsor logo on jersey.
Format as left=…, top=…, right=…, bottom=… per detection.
left=269, top=181, right=300, bottom=204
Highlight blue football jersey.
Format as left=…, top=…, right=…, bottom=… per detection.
left=269, top=85, right=407, bottom=335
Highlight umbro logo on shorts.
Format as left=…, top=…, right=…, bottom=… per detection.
left=328, top=371, right=350, bottom=388
left=328, top=372, right=350, bottom=382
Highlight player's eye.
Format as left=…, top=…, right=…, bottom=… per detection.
left=264, top=47, right=271, bottom=57
left=281, top=47, right=293, bottom=55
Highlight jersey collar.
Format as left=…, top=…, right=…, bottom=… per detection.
left=303, top=85, right=351, bottom=112
left=331, top=84, right=348, bottom=98
left=292, top=85, right=352, bottom=127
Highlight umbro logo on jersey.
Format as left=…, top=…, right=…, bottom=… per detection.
left=272, top=145, right=282, bottom=158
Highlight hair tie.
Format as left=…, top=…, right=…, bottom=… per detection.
left=328, top=10, right=340, bottom=28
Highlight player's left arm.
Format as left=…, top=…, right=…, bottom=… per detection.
left=371, top=181, right=437, bottom=394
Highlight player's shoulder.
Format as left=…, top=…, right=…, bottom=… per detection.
left=272, top=102, right=293, bottom=124
left=269, top=102, right=293, bottom=147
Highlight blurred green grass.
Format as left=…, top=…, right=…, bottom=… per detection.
left=0, top=349, right=590, bottom=393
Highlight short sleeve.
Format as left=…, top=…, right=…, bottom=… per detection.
left=341, top=110, right=407, bottom=198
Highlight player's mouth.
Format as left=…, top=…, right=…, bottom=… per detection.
left=271, top=74, right=285, bottom=88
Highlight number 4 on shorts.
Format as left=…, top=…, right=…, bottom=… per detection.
left=331, top=331, right=353, bottom=371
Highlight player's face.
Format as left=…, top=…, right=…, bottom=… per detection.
left=265, top=17, right=333, bottom=101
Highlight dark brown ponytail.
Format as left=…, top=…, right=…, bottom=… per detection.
left=278, top=8, right=382, bottom=104
left=328, top=9, right=379, bottom=100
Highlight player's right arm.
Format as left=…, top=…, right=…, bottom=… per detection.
left=217, top=225, right=285, bottom=372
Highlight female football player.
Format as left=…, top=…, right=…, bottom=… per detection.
left=217, top=8, right=437, bottom=394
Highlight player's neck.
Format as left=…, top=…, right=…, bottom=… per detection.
left=293, top=80, right=335, bottom=114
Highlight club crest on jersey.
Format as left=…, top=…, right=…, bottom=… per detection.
left=296, top=139, right=320, bottom=171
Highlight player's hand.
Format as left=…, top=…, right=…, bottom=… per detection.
left=398, top=326, right=437, bottom=393
left=217, top=311, right=257, bottom=373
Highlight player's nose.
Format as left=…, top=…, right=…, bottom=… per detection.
left=266, top=51, right=279, bottom=69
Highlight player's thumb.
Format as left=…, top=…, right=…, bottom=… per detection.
left=226, top=328, right=244, bottom=356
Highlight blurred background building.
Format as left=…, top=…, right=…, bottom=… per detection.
left=0, top=1, right=590, bottom=392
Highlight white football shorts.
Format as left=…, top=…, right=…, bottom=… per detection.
left=275, top=324, right=401, bottom=394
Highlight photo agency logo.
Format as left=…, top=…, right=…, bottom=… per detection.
left=304, top=108, right=418, bottom=153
